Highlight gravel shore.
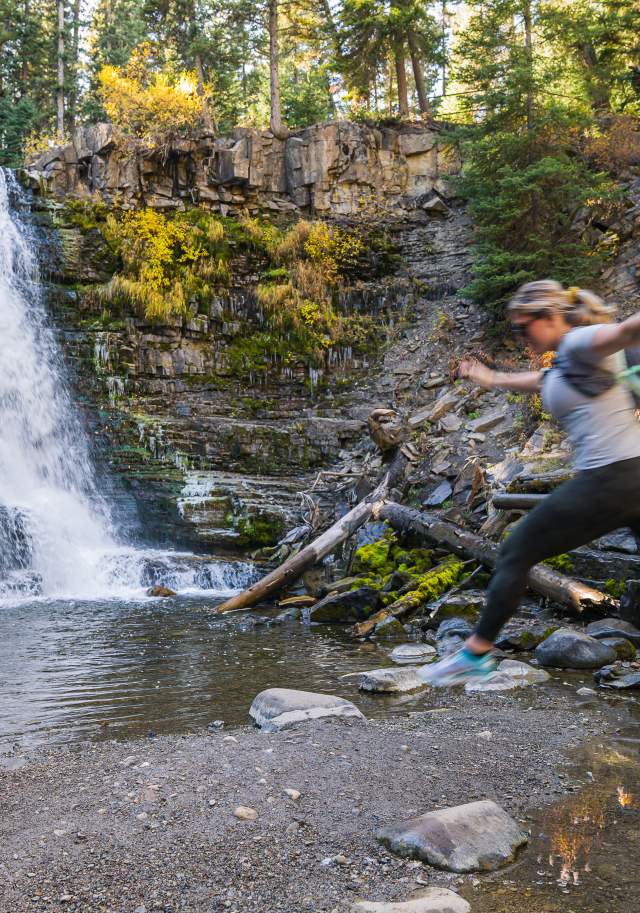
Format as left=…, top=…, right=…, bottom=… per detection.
left=0, top=684, right=618, bottom=913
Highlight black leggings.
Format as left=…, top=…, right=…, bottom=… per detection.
left=475, top=455, right=640, bottom=642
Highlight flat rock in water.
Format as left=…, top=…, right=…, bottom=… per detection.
left=465, top=672, right=520, bottom=693
left=304, top=587, right=381, bottom=624
left=389, top=644, right=437, bottom=665
left=359, top=668, right=426, bottom=693
left=535, top=628, right=617, bottom=669
left=249, top=688, right=365, bottom=732
left=586, top=618, right=640, bottom=646
left=594, top=661, right=640, bottom=690
left=377, top=799, right=527, bottom=872
left=351, top=887, right=470, bottom=913
left=497, top=659, right=551, bottom=683
left=146, top=585, right=177, bottom=597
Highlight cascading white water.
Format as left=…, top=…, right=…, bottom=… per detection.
left=0, top=171, right=255, bottom=601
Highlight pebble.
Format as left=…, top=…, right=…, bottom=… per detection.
left=234, top=806, right=258, bottom=821
left=284, top=788, right=301, bottom=801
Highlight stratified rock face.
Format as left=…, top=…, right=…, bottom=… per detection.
left=26, top=122, right=460, bottom=218
left=535, top=628, right=617, bottom=669
left=249, top=687, right=365, bottom=732
left=377, top=799, right=528, bottom=872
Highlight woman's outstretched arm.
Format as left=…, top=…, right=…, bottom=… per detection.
left=458, top=358, right=543, bottom=393
left=590, top=313, right=640, bottom=358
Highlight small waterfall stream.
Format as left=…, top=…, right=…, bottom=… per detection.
left=0, top=170, right=253, bottom=602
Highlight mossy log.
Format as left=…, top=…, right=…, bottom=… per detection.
left=377, top=503, right=613, bottom=615
left=507, top=468, right=574, bottom=494
left=215, top=448, right=412, bottom=614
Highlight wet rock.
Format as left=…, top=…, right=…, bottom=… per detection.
left=434, top=592, right=484, bottom=624
left=534, top=628, right=617, bottom=669
left=594, top=661, right=640, bottom=689
left=497, top=659, right=551, bottom=684
left=146, top=585, right=177, bottom=597
left=495, top=622, right=550, bottom=652
left=586, top=618, right=640, bottom=646
left=305, top=587, right=381, bottom=624
left=377, top=799, right=527, bottom=872
left=358, top=668, right=426, bottom=693
left=319, top=576, right=362, bottom=597
left=620, top=580, right=640, bottom=625
left=249, top=688, right=365, bottom=732
left=464, top=673, right=520, bottom=693
left=599, top=637, right=637, bottom=661
left=273, top=606, right=300, bottom=623
left=351, top=887, right=470, bottom=913
left=435, top=617, right=472, bottom=657
left=389, top=644, right=437, bottom=665
left=374, top=616, right=406, bottom=638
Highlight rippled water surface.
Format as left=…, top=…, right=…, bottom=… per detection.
left=0, top=593, right=421, bottom=751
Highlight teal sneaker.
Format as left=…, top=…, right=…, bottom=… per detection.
left=417, top=648, right=496, bottom=687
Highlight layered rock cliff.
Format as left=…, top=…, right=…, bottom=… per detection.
left=24, top=121, right=485, bottom=553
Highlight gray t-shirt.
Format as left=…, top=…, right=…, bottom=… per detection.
left=541, top=324, right=640, bottom=470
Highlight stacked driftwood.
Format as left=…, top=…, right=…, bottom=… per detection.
left=217, top=411, right=616, bottom=624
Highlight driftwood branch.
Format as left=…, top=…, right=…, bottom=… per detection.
left=377, top=503, right=613, bottom=615
left=215, top=449, right=411, bottom=614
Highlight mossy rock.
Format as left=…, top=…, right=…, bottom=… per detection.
left=352, top=532, right=397, bottom=577
left=305, top=586, right=381, bottom=624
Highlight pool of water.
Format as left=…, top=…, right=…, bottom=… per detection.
left=462, top=701, right=640, bottom=913
left=0, top=594, right=425, bottom=752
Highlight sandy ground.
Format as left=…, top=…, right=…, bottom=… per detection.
left=1, top=680, right=623, bottom=913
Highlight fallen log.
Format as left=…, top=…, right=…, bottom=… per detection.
left=377, top=503, right=613, bottom=615
left=215, top=448, right=413, bottom=614
left=492, top=492, right=547, bottom=511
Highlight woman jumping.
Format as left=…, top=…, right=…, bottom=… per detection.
left=419, top=279, right=640, bottom=686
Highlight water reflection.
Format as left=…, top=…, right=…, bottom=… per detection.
left=0, top=595, right=417, bottom=751
left=463, top=721, right=640, bottom=913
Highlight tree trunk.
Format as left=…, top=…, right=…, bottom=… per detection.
left=408, top=32, right=430, bottom=117
left=441, top=0, right=447, bottom=97
left=378, top=503, right=613, bottom=615
left=20, top=0, right=31, bottom=89
left=215, top=451, right=410, bottom=614
left=523, top=0, right=534, bottom=150
left=67, top=0, right=80, bottom=132
left=195, top=54, right=215, bottom=132
left=395, top=48, right=409, bottom=116
left=56, top=0, right=65, bottom=143
left=268, top=0, right=289, bottom=140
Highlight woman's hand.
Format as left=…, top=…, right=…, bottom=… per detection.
left=458, top=358, right=496, bottom=390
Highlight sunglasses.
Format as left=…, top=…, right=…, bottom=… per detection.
left=511, top=312, right=546, bottom=338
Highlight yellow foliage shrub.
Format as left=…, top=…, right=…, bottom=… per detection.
left=98, top=44, right=208, bottom=140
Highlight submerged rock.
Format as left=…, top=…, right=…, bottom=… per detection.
left=586, top=618, right=640, bottom=646
left=249, top=688, right=365, bottom=732
left=305, top=587, right=381, bottom=624
left=534, top=628, right=617, bottom=669
left=497, top=659, right=551, bottom=684
left=351, top=887, right=470, bottom=913
left=146, top=585, right=177, bottom=597
left=358, top=668, right=426, bottom=693
left=464, top=673, right=520, bottom=693
left=389, top=644, right=437, bottom=665
left=377, top=799, right=527, bottom=872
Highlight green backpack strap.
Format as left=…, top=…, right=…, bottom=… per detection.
left=615, top=350, right=640, bottom=399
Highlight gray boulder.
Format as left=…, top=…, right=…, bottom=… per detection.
left=599, top=637, right=637, bottom=660
left=389, top=644, right=437, bottom=665
left=594, top=661, right=640, bottom=690
left=534, top=628, right=617, bottom=669
left=304, top=586, right=380, bottom=623
left=358, top=668, right=426, bottom=693
left=377, top=799, right=527, bottom=872
left=586, top=617, right=640, bottom=646
left=249, top=688, right=365, bottom=732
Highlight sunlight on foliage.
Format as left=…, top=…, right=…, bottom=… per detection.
left=98, top=44, right=208, bottom=140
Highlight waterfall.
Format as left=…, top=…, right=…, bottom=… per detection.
left=0, top=171, right=255, bottom=601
